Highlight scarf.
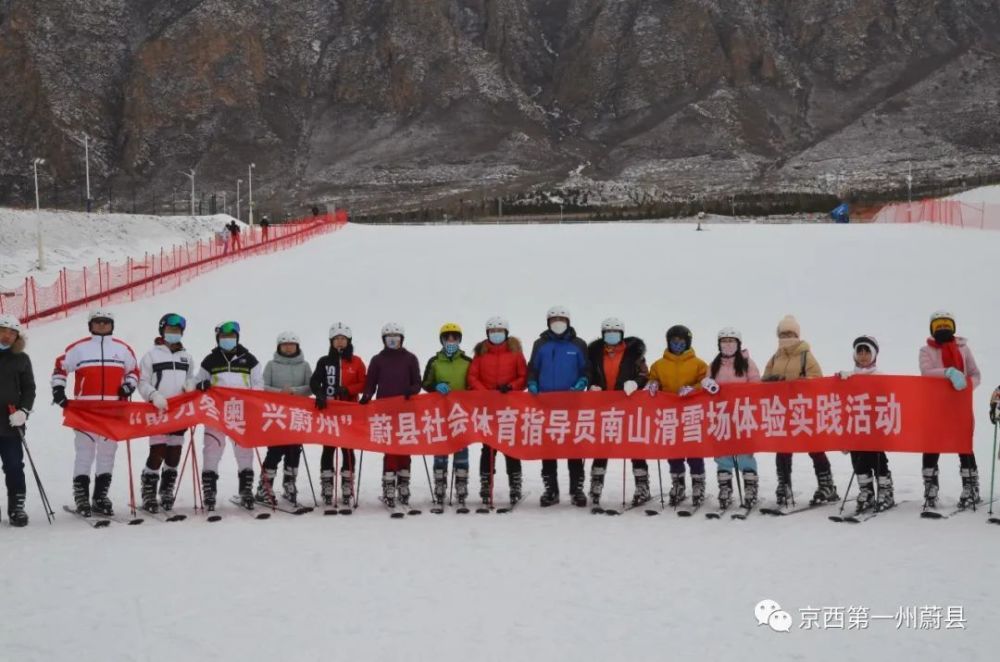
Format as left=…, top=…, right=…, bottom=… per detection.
left=927, top=338, right=964, bottom=373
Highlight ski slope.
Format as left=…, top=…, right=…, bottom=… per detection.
left=4, top=221, right=999, bottom=662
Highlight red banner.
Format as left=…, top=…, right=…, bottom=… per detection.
left=61, top=376, right=972, bottom=459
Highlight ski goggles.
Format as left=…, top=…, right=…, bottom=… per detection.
left=215, top=321, right=241, bottom=336
left=162, top=313, right=187, bottom=331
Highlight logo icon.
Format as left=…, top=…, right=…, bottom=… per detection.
left=755, top=599, right=792, bottom=633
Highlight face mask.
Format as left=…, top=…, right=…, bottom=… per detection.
left=488, top=332, right=506, bottom=345
left=0, top=342, right=9, bottom=351
left=603, top=331, right=622, bottom=346
left=443, top=342, right=460, bottom=356
left=933, top=329, right=955, bottom=343
left=719, top=340, right=739, bottom=357
left=385, top=336, right=401, bottom=350
left=668, top=339, right=687, bottom=355
left=164, top=333, right=183, bottom=345
left=218, top=338, right=238, bottom=352
left=779, top=337, right=798, bottom=350
left=549, top=321, right=568, bottom=335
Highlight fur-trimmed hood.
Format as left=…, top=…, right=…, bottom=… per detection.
left=473, top=336, right=522, bottom=356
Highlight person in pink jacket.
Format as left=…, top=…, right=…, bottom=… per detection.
left=919, top=310, right=981, bottom=510
left=707, top=327, right=761, bottom=509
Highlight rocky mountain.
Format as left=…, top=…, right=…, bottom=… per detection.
left=1, top=0, right=999, bottom=214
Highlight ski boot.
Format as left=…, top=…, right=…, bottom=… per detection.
left=570, top=470, right=587, bottom=508
left=742, top=470, right=759, bottom=508
left=397, top=469, right=411, bottom=507
left=775, top=477, right=792, bottom=508
left=539, top=474, right=559, bottom=507
left=875, top=473, right=895, bottom=512
left=73, top=475, right=92, bottom=517
left=631, top=469, right=651, bottom=507
left=92, top=473, right=114, bottom=516
left=340, top=469, right=354, bottom=506
left=255, top=468, right=278, bottom=506
left=716, top=470, right=733, bottom=510
left=479, top=473, right=492, bottom=506
left=159, top=467, right=178, bottom=511
left=855, top=473, right=875, bottom=514
left=810, top=470, right=839, bottom=505
left=320, top=470, right=335, bottom=506
left=238, top=469, right=255, bottom=509
left=668, top=473, right=686, bottom=507
left=381, top=472, right=396, bottom=508
left=958, top=467, right=981, bottom=509
left=454, top=468, right=469, bottom=507
left=140, top=471, right=160, bottom=513
left=922, top=467, right=939, bottom=509
left=202, top=470, right=219, bottom=511
left=432, top=468, right=447, bottom=506
left=282, top=466, right=298, bottom=505
left=589, top=465, right=605, bottom=507
left=8, top=491, right=28, bottom=527
left=690, top=473, right=706, bottom=507
left=508, top=472, right=523, bottom=505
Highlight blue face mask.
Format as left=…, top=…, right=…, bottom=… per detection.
left=0, top=342, right=9, bottom=351
left=443, top=342, right=460, bottom=356
left=164, top=333, right=183, bottom=345
left=488, top=331, right=506, bottom=345
left=668, top=339, right=687, bottom=355
left=384, top=336, right=401, bottom=350
left=603, top=331, right=622, bottom=346
left=219, top=338, right=238, bottom=352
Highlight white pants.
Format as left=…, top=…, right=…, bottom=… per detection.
left=73, top=429, right=118, bottom=477
left=201, top=426, right=254, bottom=473
left=149, top=433, right=185, bottom=448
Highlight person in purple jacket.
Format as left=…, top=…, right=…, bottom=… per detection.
left=361, top=322, right=422, bottom=508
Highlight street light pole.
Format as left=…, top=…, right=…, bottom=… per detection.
left=221, top=191, right=227, bottom=215
left=906, top=162, right=913, bottom=204
left=248, top=163, right=256, bottom=227
left=84, top=133, right=92, bottom=212
left=236, top=179, right=242, bottom=220
left=33, top=158, right=45, bottom=269
left=179, top=169, right=195, bottom=215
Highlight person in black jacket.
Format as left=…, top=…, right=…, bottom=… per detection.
left=0, top=315, right=35, bottom=526
left=586, top=318, right=649, bottom=509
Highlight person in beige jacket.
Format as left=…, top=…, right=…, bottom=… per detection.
left=762, top=315, right=838, bottom=508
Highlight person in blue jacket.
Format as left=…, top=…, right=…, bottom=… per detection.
left=527, top=305, right=590, bottom=507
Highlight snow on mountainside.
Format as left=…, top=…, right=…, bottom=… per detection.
left=0, top=208, right=237, bottom=287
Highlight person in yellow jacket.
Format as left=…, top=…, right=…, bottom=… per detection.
left=645, top=324, right=711, bottom=507
left=762, top=315, right=838, bottom=508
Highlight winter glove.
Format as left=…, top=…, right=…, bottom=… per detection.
left=52, top=385, right=68, bottom=408
left=8, top=409, right=27, bottom=427
left=196, top=380, right=212, bottom=392
left=359, top=394, right=372, bottom=405
left=838, top=371, right=853, bottom=380
left=944, top=367, right=967, bottom=391
left=527, top=381, right=539, bottom=395
left=678, top=385, right=695, bottom=397
left=183, top=380, right=197, bottom=393
left=150, top=392, right=169, bottom=412
left=571, top=378, right=588, bottom=391
left=334, top=385, right=350, bottom=399
left=118, top=383, right=135, bottom=400
left=645, top=381, right=660, bottom=397
left=435, top=383, right=451, bottom=395
left=497, top=384, right=512, bottom=394
left=990, top=388, right=1000, bottom=424
left=589, top=385, right=603, bottom=392
left=315, top=396, right=328, bottom=411
left=700, top=378, right=720, bottom=395
left=623, top=380, right=639, bottom=396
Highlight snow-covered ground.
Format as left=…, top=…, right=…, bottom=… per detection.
left=3, top=222, right=999, bottom=661
left=0, top=208, right=237, bottom=288
left=947, top=184, right=1000, bottom=204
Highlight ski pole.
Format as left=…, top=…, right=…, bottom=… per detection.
left=126, top=439, right=138, bottom=517
left=8, top=408, right=54, bottom=523
left=448, top=460, right=455, bottom=506
left=421, top=455, right=434, bottom=500
left=354, top=450, right=363, bottom=509
left=175, top=435, right=191, bottom=500
left=732, top=457, right=744, bottom=508
left=300, top=445, right=319, bottom=508
left=488, top=444, right=496, bottom=508
left=621, top=458, right=626, bottom=511
left=190, top=431, right=203, bottom=512
left=989, top=423, right=998, bottom=517
left=656, top=459, right=665, bottom=509
left=837, top=472, right=856, bottom=516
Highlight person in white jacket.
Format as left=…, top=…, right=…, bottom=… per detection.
left=192, top=321, right=263, bottom=510
left=137, top=314, right=197, bottom=513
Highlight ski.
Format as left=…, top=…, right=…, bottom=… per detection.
left=761, top=501, right=831, bottom=517
left=988, top=517, right=1000, bottom=525
left=496, top=491, right=530, bottom=514
left=591, top=505, right=606, bottom=515
left=677, top=502, right=704, bottom=518
left=455, top=502, right=470, bottom=514
left=62, top=505, right=110, bottom=528
left=228, top=496, right=271, bottom=519
left=832, top=500, right=908, bottom=523
left=323, top=500, right=355, bottom=516
left=430, top=502, right=446, bottom=515
left=104, top=511, right=144, bottom=525
left=731, top=501, right=759, bottom=520
left=475, top=501, right=495, bottom=514
left=141, top=508, right=187, bottom=523
left=379, top=496, right=406, bottom=519
left=263, top=501, right=314, bottom=516
left=921, top=497, right=996, bottom=520
left=706, top=503, right=733, bottom=519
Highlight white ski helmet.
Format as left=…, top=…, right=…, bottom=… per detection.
left=546, top=305, right=571, bottom=321
left=717, top=327, right=742, bottom=343
left=276, top=331, right=300, bottom=346
left=485, top=316, right=509, bottom=332
left=0, top=314, right=22, bottom=335
left=381, top=322, right=405, bottom=337
left=328, top=322, right=353, bottom=340
left=600, top=317, right=624, bottom=332
left=88, top=308, right=115, bottom=323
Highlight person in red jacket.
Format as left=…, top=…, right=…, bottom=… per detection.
left=51, top=309, right=138, bottom=517
left=310, top=323, right=367, bottom=507
left=468, top=316, right=528, bottom=506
